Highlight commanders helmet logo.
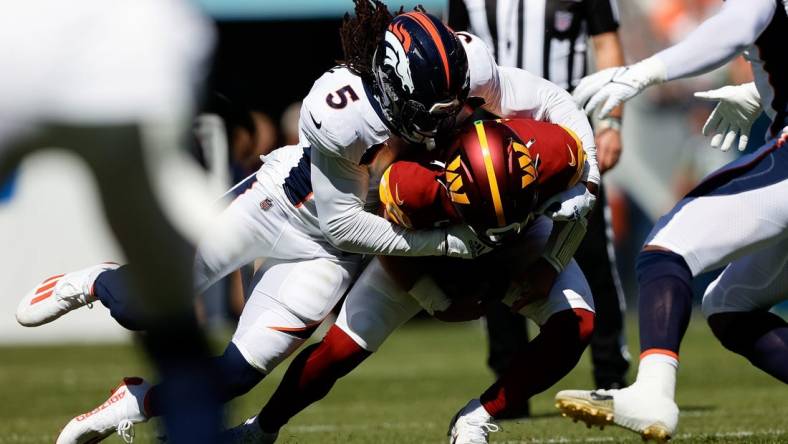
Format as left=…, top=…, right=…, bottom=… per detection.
left=510, top=139, right=537, bottom=189
left=445, top=154, right=470, bottom=205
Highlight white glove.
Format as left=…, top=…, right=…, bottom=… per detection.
left=573, top=57, right=667, bottom=118
left=538, top=183, right=597, bottom=221
left=442, top=224, right=493, bottom=259
left=694, top=82, right=762, bottom=152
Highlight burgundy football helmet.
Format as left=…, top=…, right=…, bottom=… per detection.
left=442, top=120, right=539, bottom=244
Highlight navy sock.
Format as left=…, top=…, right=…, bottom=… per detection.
left=636, top=250, right=694, bottom=354
left=93, top=265, right=147, bottom=331
left=146, top=342, right=264, bottom=417
left=213, top=343, right=266, bottom=402
left=708, top=311, right=788, bottom=383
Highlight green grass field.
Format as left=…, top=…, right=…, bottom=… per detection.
left=2, top=316, right=787, bottom=443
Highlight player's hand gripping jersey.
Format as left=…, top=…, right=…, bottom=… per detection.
left=297, top=15, right=596, bottom=259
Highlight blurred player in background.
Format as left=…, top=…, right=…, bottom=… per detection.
left=15, top=1, right=599, bottom=441
left=225, top=119, right=596, bottom=444
left=0, top=1, right=220, bottom=443
left=555, top=0, right=788, bottom=441
left=448, top=0, right=630, bottom=403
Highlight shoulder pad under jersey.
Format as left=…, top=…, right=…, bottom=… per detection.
left=500, top=118, right=585, bottom=198
left=456, top=31, right=498, bottom=100
left=379, top=159, right=459, bottom=229
left=300, top=67, right=391, bottom=164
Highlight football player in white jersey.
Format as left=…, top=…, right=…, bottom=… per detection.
left=223, top=118, right=597, bottom=444
left=15, top=2, right=599, bottom=442
left=0, top=1, right=219, bottom=443
left=554, top=0, right=788, bottom=441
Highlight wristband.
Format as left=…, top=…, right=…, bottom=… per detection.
left=597, top=116, right=622, bottom=132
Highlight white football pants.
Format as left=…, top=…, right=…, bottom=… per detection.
left=645, top=135, right=788, bottom=318
left=335, top=216, right=595, bottom=352
left=194, top=173, right=360, bottom=372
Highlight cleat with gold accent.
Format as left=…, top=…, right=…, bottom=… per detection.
left=555, top=386, right=677, bottom=443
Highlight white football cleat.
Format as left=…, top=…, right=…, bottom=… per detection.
left=56, top=377, right=151, bottom=444
left=221, top=416, right=278, bottom=444
left=447, top=399, right=499, bottom=444
left=555, top=385, right=679, bottom=442
left=16, top=263, right=119, bottom=327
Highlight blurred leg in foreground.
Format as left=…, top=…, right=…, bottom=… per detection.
left=0, top=1, right=220, bottom=442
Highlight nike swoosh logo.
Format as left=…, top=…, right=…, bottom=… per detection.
left=567, top=144, right=576, bottom=167
left=309, top=112, right=322, bottom=129
left=394, top=183, right=404, bottom=205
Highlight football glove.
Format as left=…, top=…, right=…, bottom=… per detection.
left=409, top=275, right=451, bottom=315
left=538, top=183, right=597, bottom=222
left=694, top=82, right=762, bottom=152
left=442, top=224, right=493, bottom=259
left=574, top=56, right=667, bottom=118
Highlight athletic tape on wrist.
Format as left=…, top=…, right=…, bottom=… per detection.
left=409, top=275, right=451, bottom=315
left=542, top=217, right=588, bottom=272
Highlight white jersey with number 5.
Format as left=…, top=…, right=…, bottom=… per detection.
left=289, top=32, right=596, bottom=257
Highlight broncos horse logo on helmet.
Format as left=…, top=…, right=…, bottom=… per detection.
left=443, top=120, right=540, bottom=245
left=372, top=12, right=470, bottom=145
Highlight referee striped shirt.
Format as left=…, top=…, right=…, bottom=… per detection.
left=448, top=0, right=620, bottom=91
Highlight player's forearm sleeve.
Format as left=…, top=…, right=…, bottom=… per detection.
left=310, top=147, right=446, bottom=256
left=491, top=67, right=599, bottom=185
left=656, top=0, right=776, bottom=81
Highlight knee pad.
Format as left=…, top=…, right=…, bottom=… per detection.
left=636, top=250, right=692, bottom=286
left=707, top=311, right=787, bottom=355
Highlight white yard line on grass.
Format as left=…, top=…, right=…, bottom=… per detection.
left=288, top=422, right=785, bottom=443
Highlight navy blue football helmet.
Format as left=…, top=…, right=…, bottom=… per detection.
left=372, top=12, right=470, bottom=145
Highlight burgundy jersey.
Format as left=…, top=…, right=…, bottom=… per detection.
left=379, top=118, right=583, bottom=228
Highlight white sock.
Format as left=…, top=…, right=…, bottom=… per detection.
left=634, top=353, right=678, bottom=399
left=464, top=399, right=493, bottom=420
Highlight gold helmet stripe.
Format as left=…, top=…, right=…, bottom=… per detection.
left=474, top=121, right=506, bottom=227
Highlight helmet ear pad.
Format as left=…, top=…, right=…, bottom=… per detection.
left=372, top=12, right=470, bottom=143
left=442, top=121, right=539, bottom=238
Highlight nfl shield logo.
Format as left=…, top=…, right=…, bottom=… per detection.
left=555, top=11, right=573, bottom=32
left=260, top=198, right=273, bottom=211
